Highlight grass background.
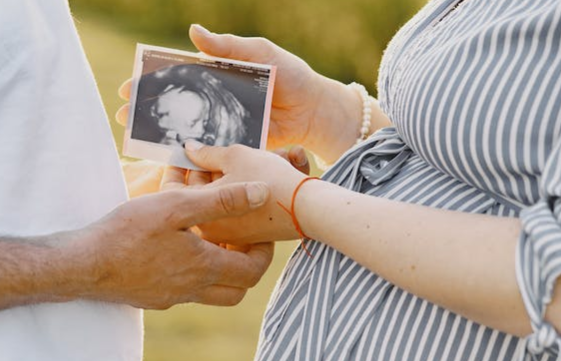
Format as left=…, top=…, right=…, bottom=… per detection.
left=70, top=1, right=423, bottom=359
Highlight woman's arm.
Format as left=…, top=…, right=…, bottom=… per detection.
left=294, top=180, right=545, bottom=337
left=185, top=143, right=561, bottom=339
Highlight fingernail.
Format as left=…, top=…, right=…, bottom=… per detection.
left=191, top=24, right=212, bottom=37
left=246, top=183, right=269, bottom=208
left=184, top=139, right=204, bottom=152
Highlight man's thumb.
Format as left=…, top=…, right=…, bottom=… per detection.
left=178, top=182, right=270, bottom=227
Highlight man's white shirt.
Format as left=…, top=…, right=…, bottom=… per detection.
left=0, top=1, right=142, bottom=360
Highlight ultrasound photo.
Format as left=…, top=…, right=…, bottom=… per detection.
left=123, top=44, right=276, bottom=170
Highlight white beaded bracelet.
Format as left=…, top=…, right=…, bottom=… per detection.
left=348, top=82, right=373, bottom=144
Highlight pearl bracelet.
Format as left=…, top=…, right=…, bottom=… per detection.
left=348, top=82, right=373, bottom=144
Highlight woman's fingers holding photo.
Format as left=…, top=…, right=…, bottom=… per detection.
left=115, top=103, right=130, bottom=127
left=115, top=78, right=132, bottom=126
left=189, top=24, right=330, bottom=155
left=118, top=79, right=132, bottom=100
left=189, top=24, right=275, bottom=63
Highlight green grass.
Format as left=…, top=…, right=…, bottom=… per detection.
left=73, top=9, right=300, bottom=361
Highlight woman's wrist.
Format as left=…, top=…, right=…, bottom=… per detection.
left=270, top=169, right=309, bottom=240
left=303, top=76, right=362, bottom=163
left=304, top=76, right=391, bottom=165
left=274, top=175, right=321, bottom=243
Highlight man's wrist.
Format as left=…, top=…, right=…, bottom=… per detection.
left=0, top=229, right=104, bottom=309
left=64, top=224, right=125, bottom=304
left=37, top=229, right=104, bottom=303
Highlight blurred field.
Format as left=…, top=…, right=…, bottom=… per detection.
left=71, top=0, right=425, bottom=96
left=70, top=1, right=424, bottom=360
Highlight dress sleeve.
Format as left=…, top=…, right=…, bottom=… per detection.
left=516, top=139, right=561, bottom=358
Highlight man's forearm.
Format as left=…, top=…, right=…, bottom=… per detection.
left=0, top=230, right=96, bottom=310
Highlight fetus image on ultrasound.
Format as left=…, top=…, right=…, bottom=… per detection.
left=132, top=64, right=251, bottom=147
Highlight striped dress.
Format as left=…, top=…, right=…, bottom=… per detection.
left=254, top=0, right=561, bottom=360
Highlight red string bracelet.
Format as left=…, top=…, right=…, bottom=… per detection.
left=277, top=176, right=320, bottom=258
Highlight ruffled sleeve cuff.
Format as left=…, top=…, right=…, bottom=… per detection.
left=516, top=141, right=561, bottom=359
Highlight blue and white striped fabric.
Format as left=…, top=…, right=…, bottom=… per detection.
left=255, top=0, right=561, bottom=360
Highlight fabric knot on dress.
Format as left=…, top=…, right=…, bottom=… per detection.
left=527, top=323, right=558, bottom=354
left=516, top=140, right=561, bottom=360
left=336, top=127, right=412, bottom=191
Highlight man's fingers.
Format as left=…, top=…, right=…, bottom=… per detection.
left=189, top=24, right=273, bottom=63
left=195, top=285, right=247, bottom=306
left=194, top=242, right=274, bottom=305
left=209, top=242, right=274, bottom=288
left=115, top=103, right=130, bottom=127
left=118, top=79, right=132, bottom=100
left=288, top=146, right=310, bottom=175
left=177, top=182, right=269, bottom=227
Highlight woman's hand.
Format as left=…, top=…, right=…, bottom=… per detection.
left=174, top=141, right=310, bottom=245
left=114, top=81, right=167, bottom=198
left=189, top=25, right=375, bottom=163
left=189, top=24, right=321, bottom=150
left=122, top=160, right=165, bottom=198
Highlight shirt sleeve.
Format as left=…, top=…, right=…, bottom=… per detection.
left=516, top=139, right=561, bottom=359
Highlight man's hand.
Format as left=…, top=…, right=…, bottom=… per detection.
left=85, top=182, right=273, bottom=309
left=0, top=182, right=274, bottom=310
